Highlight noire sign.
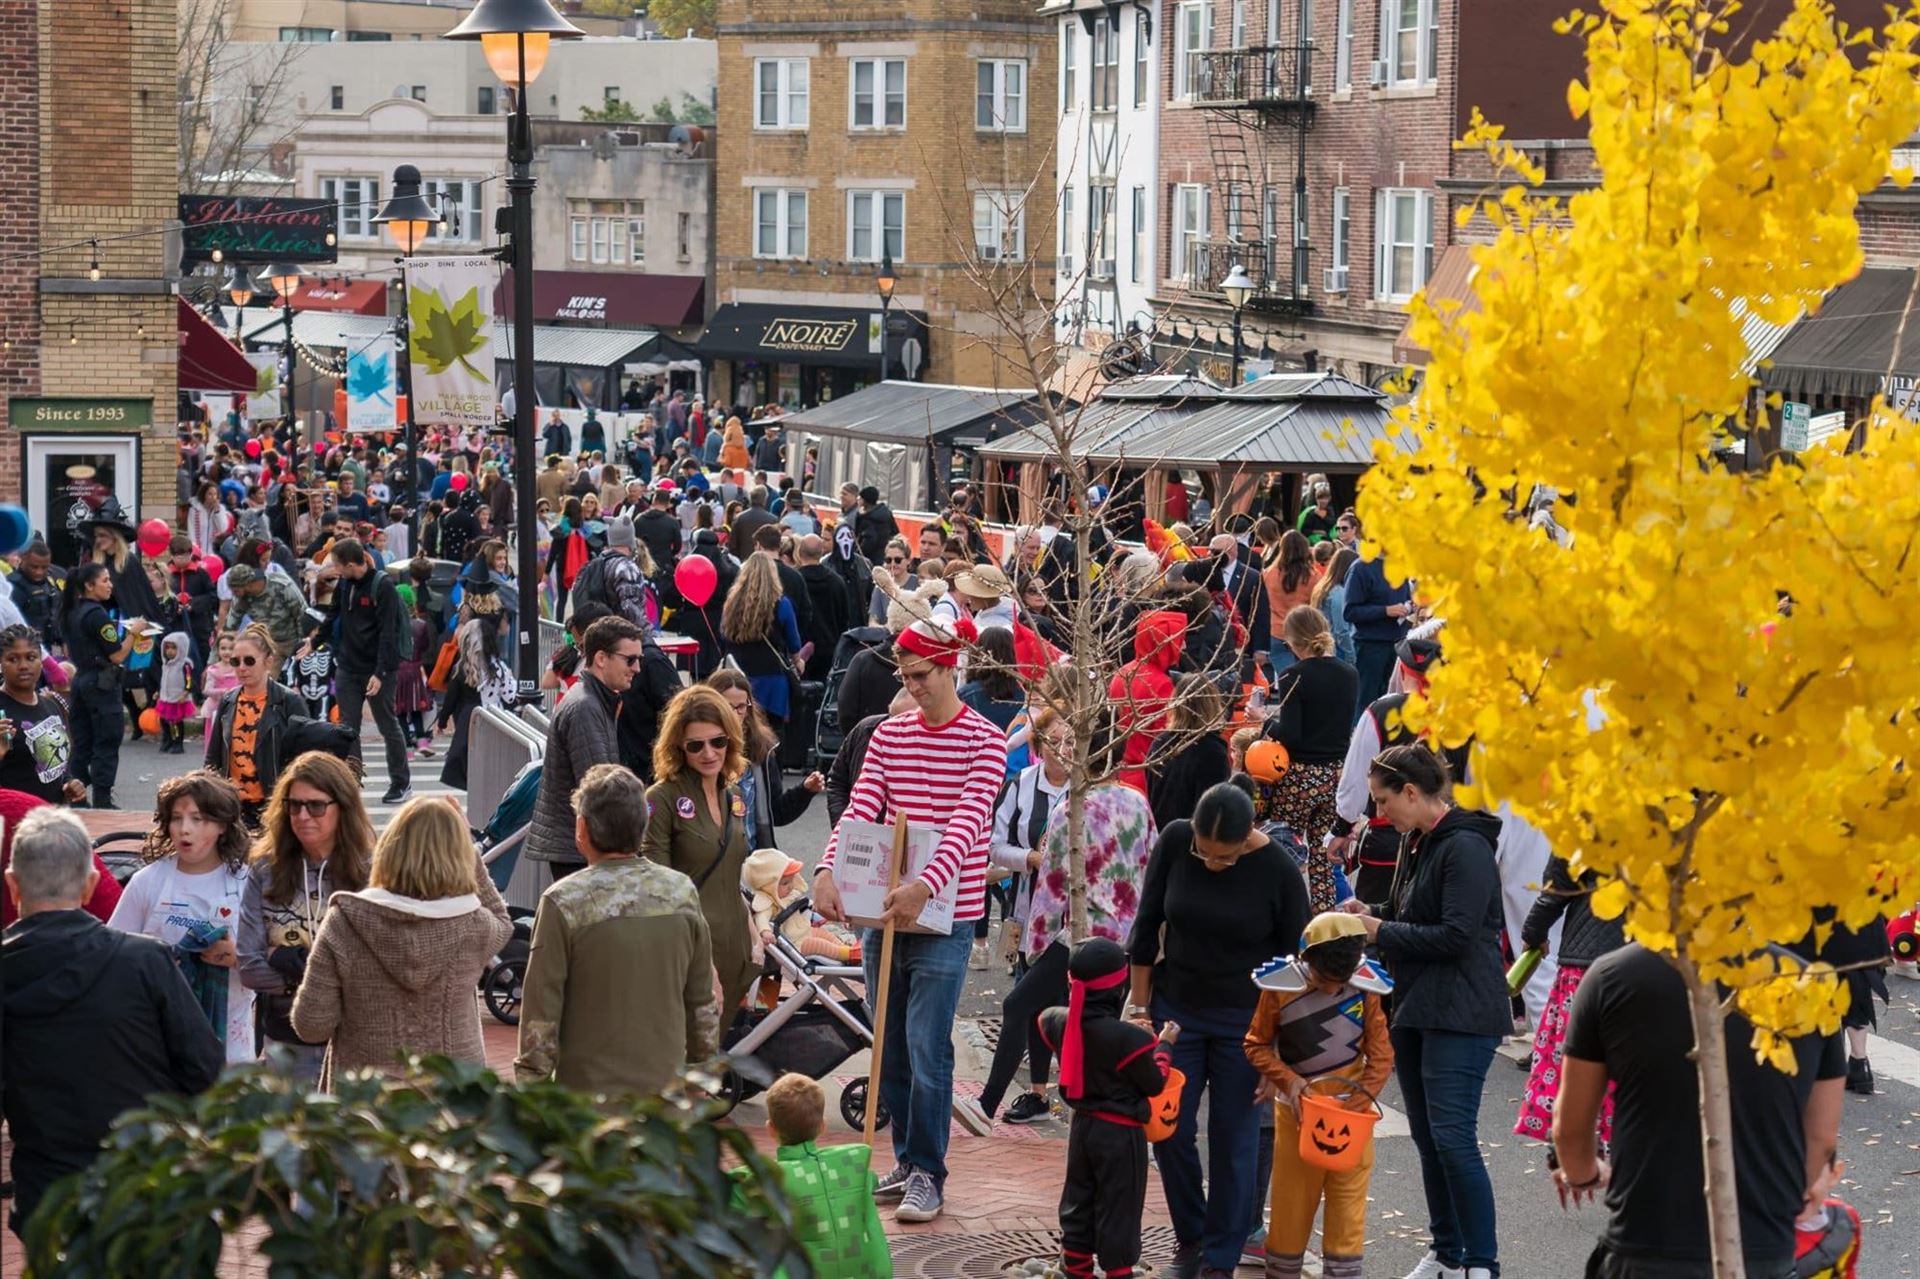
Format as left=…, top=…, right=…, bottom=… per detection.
left=179, top=195, right=339, bottom=267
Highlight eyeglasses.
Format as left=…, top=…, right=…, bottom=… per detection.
left=885, top=556, right=907, bottom=565
left=286, top=798, right=336, bottom=818
left=235, top=655, right=260, bottom=667
left=683, top=735, right=728, bottom=755
left=617, top=652, right=642, bottom=667
left=898, top=664, right=939, bottom=685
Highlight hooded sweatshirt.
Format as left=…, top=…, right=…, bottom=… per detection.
left=157, top=630, right=193, bottom=705
left=3, top=910, right=224, bottom=1226
left=1035, top=941, right=1173, bottom=1124
left=1373, top=806, right=1511, bottom=1035
left=289, top=850, right=511, bottom=1088
left=1108, top=610, right=1187, bottom=793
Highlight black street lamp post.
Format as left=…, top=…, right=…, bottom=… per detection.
left=876, top=247, right=896, bottom=384
left=447, top=0, right=582, bottom=698
left=1221, top=263, right=1254, bottom=387
left=266, top=262, right=303, bottom=457
left=373, top=164, right=437, bottom=553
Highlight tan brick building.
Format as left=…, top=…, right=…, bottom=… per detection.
left=2, top=0, right=180, bottom=566
left=702, top=0, right=1056, bottom=411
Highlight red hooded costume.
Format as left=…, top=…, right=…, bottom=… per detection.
left=1108, top=610, right=1187, bottom=794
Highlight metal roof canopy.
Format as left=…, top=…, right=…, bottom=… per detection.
left=1760, top=266, right=1920, bottom=401
left=224, top=306, right=659, bottom=369
left=977, top=397, right=1214, bottom=462
left=781, top=379, right=1047, bottom=445
left=1099, top=373, right=1226, bottom=401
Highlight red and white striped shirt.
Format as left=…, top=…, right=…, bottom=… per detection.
left=821, top=706, right=1009, bottom=923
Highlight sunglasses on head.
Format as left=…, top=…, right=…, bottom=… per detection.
left=683, top=735, right=727, bottom=755
left=286, top=798, right=336, bottom=818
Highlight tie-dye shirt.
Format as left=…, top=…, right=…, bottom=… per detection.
left=1023, top=783, right=1157, bottom=956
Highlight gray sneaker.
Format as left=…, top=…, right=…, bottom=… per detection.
left=873, top=1163, right=912, bottom=1200
left=892, top=1169, right=943, bottom=1223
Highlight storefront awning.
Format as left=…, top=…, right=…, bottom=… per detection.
left=782, top=380, right=1045, bottom=446
left=696, top=302, right=930, bottom=371
left=495, top=270, right=705, bottom=329
left=1761, top=266, right=1920, bottom=401
left=177, top=298, right=259, bottom=393
left=1393, top=245, right=1483, bottom=366
left=290, top=279, right=388, bottom=315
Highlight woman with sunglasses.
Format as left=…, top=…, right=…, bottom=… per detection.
left=204, top=623, right=302, bottom=828
left=642, top=685, right=759, bottom=1017
left=870, top=535, right=918, bottom=624
left=236, top=752, right=373, bottom=1083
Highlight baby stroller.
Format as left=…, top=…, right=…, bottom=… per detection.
left=809, top=625, right=890, bottom=773
left=476, top=759, right=542, bottom=1025
left=92, top=830, right=147, bottom=887
left=719, top=892, right=888, bottom=1132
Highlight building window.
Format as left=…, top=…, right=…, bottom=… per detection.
left=568, top=199, right=645, bottom=264
left=850, top=57, right=907, bottom=129
left=1380, top=0, right=1436, bottom=86
left=1373, top=188, right=1433, bottom=300
left=1329, top=186, right=1351, bottom=289
left=477, top=86, right=495, bottom=114
left=1089, top=182, right=1116, bottom=278
left=753, top=189, right=808, bottom=259
left=329, top=85, right=344, bottom=110
left=977, top=59, right=1027, bottom=131
left=344, top=31, right=390, bottom=41
left=1130, top=184, right=1148, bottom=282
left=847, top=190, right=904, bottom=263
left=754, top=58, right=809, bottom=129
left=279, top=26, right=332, bottom=41
left=604, top=86, right=620, bottom=102
left=1230, top=0, right=1246, bottom=47
left=973, top=192, right=1026, bottom=261
left=677, top=211, right=692, bottom=260
left=1174, top=2, right=1210, bottom=100
left=1090, top=18, right=1120, bottom=111
left=1061, top=21, right=1076, bottom=107
left=1134, top=10, right=1151, bottom=108
left=1060, top=187, right=1076, bottom=277
left=422, top=179, right=484, bottom=245
left=1335, top=0, right=1352, bottom=87
left=1262, top=185, right=1280, bottom=250
left=320, top=176, right=379, bottom=239
left=1173, top=183, right=1207, bottom=283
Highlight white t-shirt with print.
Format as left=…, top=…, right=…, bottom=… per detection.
left=109, top=859, right=256, bottom=1064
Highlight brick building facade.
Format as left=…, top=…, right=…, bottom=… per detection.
left=3, top=0, right=180, bottom=556
left=705, top=0, right=1055, bottom=411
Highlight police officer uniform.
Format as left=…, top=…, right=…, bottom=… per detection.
left=67, top=595, right=128, bottom=808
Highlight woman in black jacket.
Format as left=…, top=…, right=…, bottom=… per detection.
left=1145, top=673, right=1230, bottom=831
left=1348, top=743, right=1507, bottom=1279
left=1256, top=605, right=1359, bottom=911
left=1514, top=852, right=1626, bottom=1149
left=708, top=668, right=823, bottom=848
left=204, top=622, right=304, bottom=828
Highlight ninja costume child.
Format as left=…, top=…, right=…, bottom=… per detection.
left=1034, top=938, right=1180, bottom=1279
left=1243, top=912, right=1394, bottom=1279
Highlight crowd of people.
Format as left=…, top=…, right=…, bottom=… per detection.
left=0, top=390, right=1891, bottom=1279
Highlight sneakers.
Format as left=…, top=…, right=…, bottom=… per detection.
left=1403, top=1254, right=1465, bottom=1279
left=1467, top=1271, right=1493, bottom=1279
left=1168, top=1242, right=1202, bottom=1279
left=969, top=941, right=991, bottom=970
left=950, top=1095, right=993, bottom=1136
left=1846, top=1056, right=1875, bottom=1095
left=873, top=1163, right=912, bottom=1201
left=380, top=785, right=413, bottom=805
left=892, top=1169, right=943, bottom=1223
left=1002, top=1092, right=1052, bottom=1125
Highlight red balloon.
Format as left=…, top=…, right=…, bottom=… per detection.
left=674, top=554, right=717, bottom=608
left=449, top=473, right=470, bottom=492
left=137, top=519, right=171, bottom=557
left=200, top=554, right=224, bottom=579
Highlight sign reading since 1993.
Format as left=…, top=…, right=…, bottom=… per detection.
left=8, top=398, right=153, bottom=431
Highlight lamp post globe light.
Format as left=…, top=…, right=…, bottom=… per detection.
left=1220, top=263, right=1254, bottom=387
left=265, top=261, right=304, bottom=442
left=374, top=164, right=438, bottom=549
left=446, top=0, right=582, bottom=699
left=876, top=247, right=897, bottom=384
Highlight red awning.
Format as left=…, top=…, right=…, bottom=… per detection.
left=495, top=269, right=706, bottom=328
left=290, top=278, right=389, bottom=315
left=176, top=297, right=258, bottom=393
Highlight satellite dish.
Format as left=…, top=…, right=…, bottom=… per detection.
left=668, top=124, right=707, bottom=157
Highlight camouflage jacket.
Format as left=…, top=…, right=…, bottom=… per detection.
left=513, top=856, right=718, bottom=1097
left=225, top=571, right=310, bottom=652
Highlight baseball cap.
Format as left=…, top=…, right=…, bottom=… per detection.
left=226, top=564, right=260, bottom=587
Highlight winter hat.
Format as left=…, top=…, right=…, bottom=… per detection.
left=895, top=615, right=976, bottom=668
left=1058, top=938, right=1132, bottom=1100
left=742, top=847, right=803, bottom=896
left=607, top=517, right=637, bottom=551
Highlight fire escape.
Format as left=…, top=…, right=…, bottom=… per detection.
left=1185, top=26, right=1316, bottom=317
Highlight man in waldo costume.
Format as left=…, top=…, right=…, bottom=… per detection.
left=1034, top=938, right=1181, bottom=1279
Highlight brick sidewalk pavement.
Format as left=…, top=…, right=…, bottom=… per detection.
left=4, top=1013, right=1155, bottom=1277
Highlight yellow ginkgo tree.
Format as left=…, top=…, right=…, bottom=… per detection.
left=1358, top=0, right=1920, bottom=1270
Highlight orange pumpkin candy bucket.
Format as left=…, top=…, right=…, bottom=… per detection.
left=1296, top=1074, right=1381, bottom=1173
left=1144, top=1067, right=1186, bottom=1144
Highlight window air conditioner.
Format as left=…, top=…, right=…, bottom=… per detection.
left=1322, top=264, right=1349, bottom=292
left=1369, top=59, right=1389, bottom=87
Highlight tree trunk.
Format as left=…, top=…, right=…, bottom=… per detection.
left=1680, top=958, right=1745, bottom=1279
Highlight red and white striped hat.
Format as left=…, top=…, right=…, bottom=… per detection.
left=894, top=615, right=977, bottom=667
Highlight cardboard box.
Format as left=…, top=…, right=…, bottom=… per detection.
left=834, top=817, right=957, bottom=935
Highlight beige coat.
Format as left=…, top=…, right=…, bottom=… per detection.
left=291, top=851, right=512, bottom=1089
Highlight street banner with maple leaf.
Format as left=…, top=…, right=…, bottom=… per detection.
left=345, top=332, right=397, bottom=433
left=402, top=254, right=497, bottom=429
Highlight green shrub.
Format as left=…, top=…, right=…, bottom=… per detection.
left=23, top=1055, right=811, bottom=1279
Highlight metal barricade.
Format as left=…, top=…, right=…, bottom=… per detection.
left=467, top=706, right=547, bottom=911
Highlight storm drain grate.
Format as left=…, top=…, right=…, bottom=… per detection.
left=888, top=1226, right=1181, bottom=1278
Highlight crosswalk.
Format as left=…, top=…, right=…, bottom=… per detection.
left=351, top=725, right=468, bottom=829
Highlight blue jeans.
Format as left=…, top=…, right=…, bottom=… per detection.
left=1268, top=642, right=1298, bottom=678
left=1152, top=996, right=1261, bottom=1272
left=862, top=924, right=973, bottom=1184
left=1353, top=639, right=1399, bottom=719
left=1392, top=1026, right=1500, bottom=1275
